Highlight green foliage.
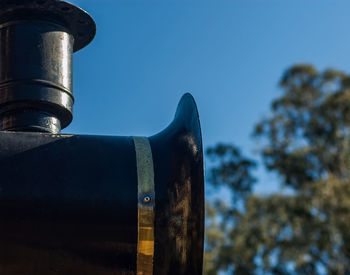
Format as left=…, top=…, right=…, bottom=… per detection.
left=205, top=144, right=256, bottom=274
left=207, top=144, right=256, bottom=203
left=205, top=64, right=350, bottom=274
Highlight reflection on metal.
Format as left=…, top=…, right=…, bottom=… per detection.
left=133, top=137, right=155, bottom=275
left=0, top=0, right=95, bottom=133
left=0, top=1, right=205, bottom=274
left=0, top=93, right=204, bottom=275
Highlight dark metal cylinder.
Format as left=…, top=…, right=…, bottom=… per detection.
left=0, top=0, right=96, bottom=133
left=0, top=94, right=205, bottom=275
left=0, top=21, right=74, bottom=133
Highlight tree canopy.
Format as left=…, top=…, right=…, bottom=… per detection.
left=205, top=64, right=350, bottom=274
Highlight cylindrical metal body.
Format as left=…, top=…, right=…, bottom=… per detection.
left=0, top=0, right=96, bottom=133
left=0, top=21, right=74, bottom=133
left=0, top=2, right=205, bottom=274
left=0, top=94, right=205, bottom=275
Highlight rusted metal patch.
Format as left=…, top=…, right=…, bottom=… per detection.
left=133, top=137, right=155, bottom=275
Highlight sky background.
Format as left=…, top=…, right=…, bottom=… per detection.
left=66, top=0, right=350, bottom=194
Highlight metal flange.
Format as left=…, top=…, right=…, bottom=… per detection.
left=0, top=0, right=96, bottom=133
left=0, top=0, right=96, bottom=52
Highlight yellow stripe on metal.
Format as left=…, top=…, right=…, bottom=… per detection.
left=133, top=137, right=155, bottom=275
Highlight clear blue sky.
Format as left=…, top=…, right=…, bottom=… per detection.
left=66, top=0, right=350, bottom=194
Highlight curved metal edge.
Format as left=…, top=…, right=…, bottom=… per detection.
left=0, top=0, right=96, bottom=52
left=149, top=93, right=205, bottom=275
left=0, top=86, right=74, bottom=129
left=58, top=0, right=96, bottom=52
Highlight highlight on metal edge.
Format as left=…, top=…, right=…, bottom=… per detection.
left=0, top=1, right=204, bottom=274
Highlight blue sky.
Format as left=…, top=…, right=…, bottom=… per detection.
left=66, top=0, right=350, bottom=194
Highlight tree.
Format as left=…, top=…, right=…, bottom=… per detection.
left=205, top=64, right=350, bottom=274
left=204, top=144, right=256, bottom=274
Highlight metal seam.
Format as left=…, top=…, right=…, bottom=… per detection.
left=133, top=137, right=155, bottom=275
left=0, top=79, right=73, bottom=96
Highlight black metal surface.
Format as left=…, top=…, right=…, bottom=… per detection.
left=0, top=0, right=95, bottom=133
left=0, top=94, right=204, bottom=274
left=0, top=0, right=96, bottom=52
left=0, top=133, right=139, bottom=274
left=151, top=94, right=204, bottom=275
left=0, top=1, right=205, bottom=273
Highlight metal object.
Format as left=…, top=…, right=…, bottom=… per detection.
left=0, top=0, right=95, bottom=133
left=0, top=94, right=204, bottom=274
left=0, top=1, right=204, bottom=274
left=134, top=136, right=156, bottom=275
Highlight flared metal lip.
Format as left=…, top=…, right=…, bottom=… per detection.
left=0, top=0, right=96, bottom=52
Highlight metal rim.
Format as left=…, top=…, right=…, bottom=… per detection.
left=0, top=0, right=96, bottom=52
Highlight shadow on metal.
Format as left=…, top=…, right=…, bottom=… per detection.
left=0, top=94, right=204, bottom=275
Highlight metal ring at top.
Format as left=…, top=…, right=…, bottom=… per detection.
left=0, top=0, right=96, bottom=52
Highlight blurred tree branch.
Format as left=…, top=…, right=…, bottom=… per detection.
left=205, top=64, right=350, bottom=274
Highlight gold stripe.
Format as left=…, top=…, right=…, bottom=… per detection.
left=133, top=137, right=155, bottom=275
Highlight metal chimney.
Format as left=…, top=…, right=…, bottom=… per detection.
left=0, top=0, right=95, bottom=133
left=0, top=2, right=205, bottom=274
